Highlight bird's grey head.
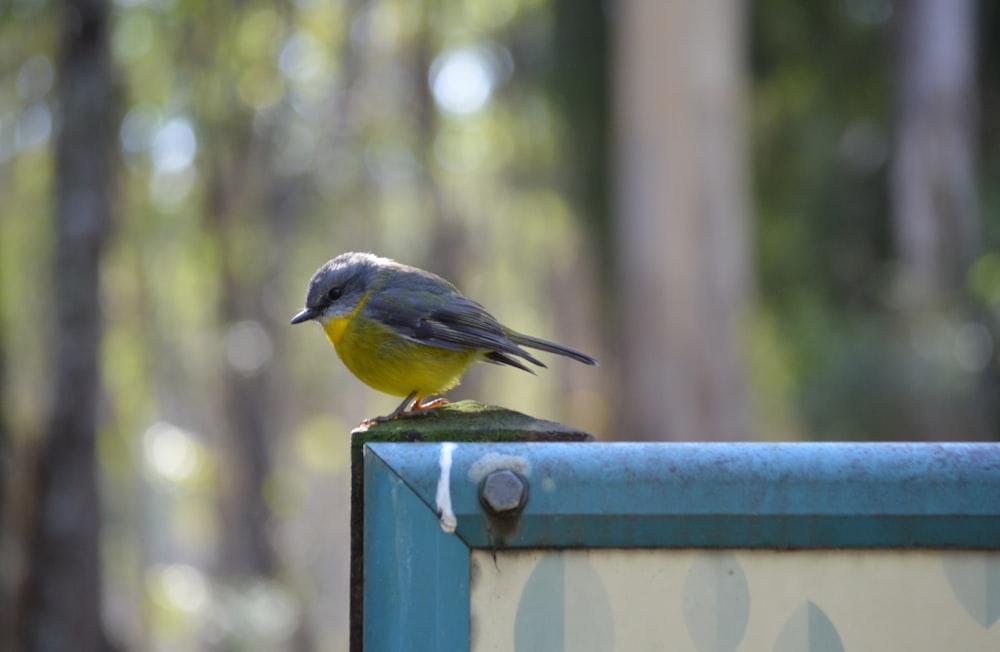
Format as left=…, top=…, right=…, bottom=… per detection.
left=290, top=252, right=388, bottom=325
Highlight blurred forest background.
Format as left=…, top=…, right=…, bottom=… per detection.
left=1, top=0, right=999, bottom=650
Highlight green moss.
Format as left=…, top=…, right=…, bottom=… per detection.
left=351, top=400, right=594, bottom=444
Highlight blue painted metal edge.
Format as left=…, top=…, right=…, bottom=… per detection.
left=367, top=442, right=1000, bottom=549
left=363, top=446, right=470, bottom=650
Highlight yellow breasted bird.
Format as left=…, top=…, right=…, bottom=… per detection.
left=290, top=252, right=598, bottom=421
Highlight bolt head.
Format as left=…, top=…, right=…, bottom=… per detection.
left=479, top=469, right=528, bottom=515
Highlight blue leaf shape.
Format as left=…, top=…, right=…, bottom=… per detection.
left=683, top=552, right=750, bottom=652
left=514, top=553, right=614, bottom=652
left=773, top=601, right=844, bottom=652
left=942, top=552, right=1000, bottom=628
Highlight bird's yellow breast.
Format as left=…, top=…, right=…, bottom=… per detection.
left=323, top=298, right=476, bottom=398
left=321, top=313, right=355, bottom=348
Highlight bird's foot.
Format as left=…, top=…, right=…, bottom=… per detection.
left=411, top=396, right=449, bottom=411
left=362, top=392, right=448, bottom=425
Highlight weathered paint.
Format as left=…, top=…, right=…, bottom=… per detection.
left=362, top=442, right=1000, bottom=650
left=366, top=442, right=1000, bottom=549
left=363, top=448, right=469, bottom=650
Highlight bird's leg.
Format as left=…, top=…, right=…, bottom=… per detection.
left=366, top=391, right=419, bottom=424
left=365, top=392, right=449, bottom=425
left=411, top=396, right=449, bottom=411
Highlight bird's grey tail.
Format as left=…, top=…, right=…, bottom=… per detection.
left=507, top=331, right=598, bottom=366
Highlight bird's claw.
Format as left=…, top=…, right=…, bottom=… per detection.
left=360, top=393, right=449, bottom=426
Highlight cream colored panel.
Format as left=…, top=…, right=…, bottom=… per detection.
left=470, top=549, right=1000, bottom=651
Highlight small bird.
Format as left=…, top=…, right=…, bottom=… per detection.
left=290, top=252, right=598, bottom=421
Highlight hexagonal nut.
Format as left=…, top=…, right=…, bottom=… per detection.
left=479, top=469, right=528, bottom=515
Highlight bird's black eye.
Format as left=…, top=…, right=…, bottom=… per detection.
left=327, top=287, right=343, bottom=302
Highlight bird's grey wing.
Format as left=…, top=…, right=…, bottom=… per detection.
left=365, top=275, right=545, bottom=371
left=425, top=296, right=547, bottom=370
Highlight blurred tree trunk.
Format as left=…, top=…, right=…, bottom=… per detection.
left=412, top=10, right=464, bottom=290
left=892, top=0, right=979, bottom=305
left=207, top=139, right=278, bottom=580
left=891, top=0, right=992, bottom=440
left=21, top=0, right=114, bottom=649
left=552, top=0, right=611, bottom=259
left=614, top=0, right=751, bottom=441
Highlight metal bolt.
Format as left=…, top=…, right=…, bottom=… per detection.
left=479, top=469, right=528, bottom=515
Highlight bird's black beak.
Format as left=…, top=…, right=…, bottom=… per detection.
left=290, top=307, right=319, bottom=325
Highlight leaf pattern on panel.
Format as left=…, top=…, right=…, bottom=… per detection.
left=514, top=553, right=614, bottom=652
left=683, top=552, right=749, bottom=652
left=942, top=552, right=1000, bottom=628
left=772, top=601, right=844, bottom=652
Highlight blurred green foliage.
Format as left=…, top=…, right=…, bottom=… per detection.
left=751, top=0, right=1000, bottom=441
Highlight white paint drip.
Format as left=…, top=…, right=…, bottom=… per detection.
left=436, top=442, right=458, bottom=533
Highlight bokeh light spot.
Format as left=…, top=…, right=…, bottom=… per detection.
left=237, top=8, right=281, bottom=58
left=143, top=422, right=200, bottom=484
left=150, top=167, right=196, bottom=211
left=219, top=579, right=298, bottom=644
left=15, top=102, right=51, bottom=150
left=152, top=118, right=197, bottom=172
left=430, top=47, right=496, bottom=115
left=120, top=104, right=160, bottom=156
left=238, top=65, right=286, bottom=110
left=225, top=320, right=273, bottom=376
left=17, top=54, right=54, bottom=101
left=113, top=12, right=154, bottom=63
left=278, top=32, right=327, bottom=83
left=148, top=563, right=210, bottom=615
